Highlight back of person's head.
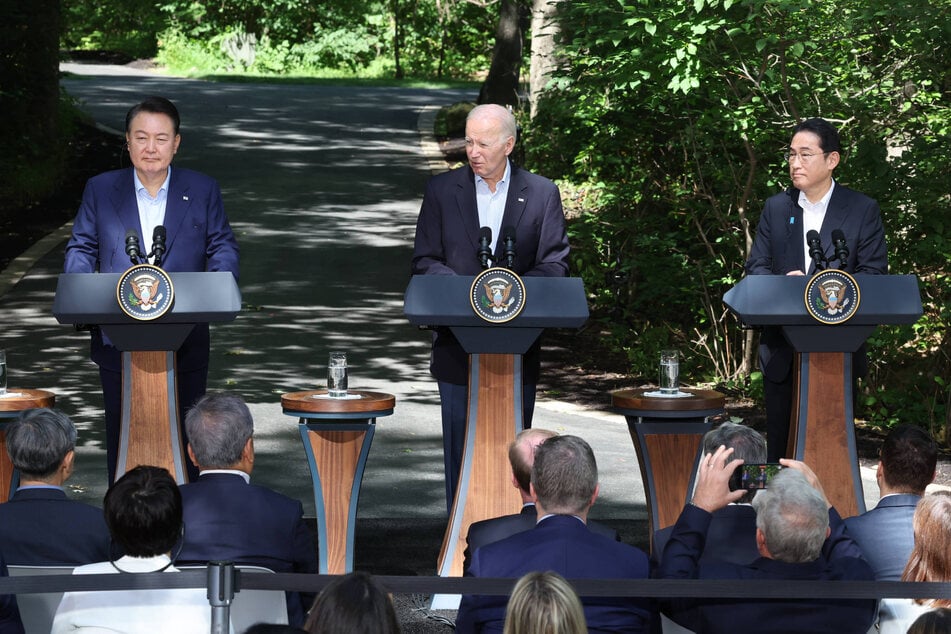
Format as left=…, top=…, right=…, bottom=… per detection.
left=880, top=425, right=937, bottom=494
left=185, top=392, right=254, bottom=468
left=104, top=465, right=182, bottom=558
left=751, top=468, right=828, bottom=563
left=503, top=571, right=588, bottom=634
left=6, top=408, right=76, bottom=479
left=703, top=422, right=766, bottom=503
left=125, top=95, right=181, bottom=134
left=790, top=117, right=842, bottom=154
left=243, top=625, right=306, bottom=634
left=531, top=435, right=598, bottom=515
left=303, top=571, right=400, bottom=634
left=907, top=607, right=951, bottom=634
left=509, top=428, right=557, bottom=495
left=902, top=492, right=951, bottom=607
left=467, top=104, right=517, bottom=144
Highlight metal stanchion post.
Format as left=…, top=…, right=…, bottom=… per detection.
left=206, top=561, right=235, bottom=634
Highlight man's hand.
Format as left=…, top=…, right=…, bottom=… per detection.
left=690, top=445, right=745, bottom=513
left=779, top=458, right=831, bottom=509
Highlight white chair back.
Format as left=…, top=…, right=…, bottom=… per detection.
left=8, top=565, right=75, bottom=634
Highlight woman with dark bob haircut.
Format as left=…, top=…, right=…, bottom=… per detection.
left=52, top=466, right=224, bottom=633
left=303, top=571, right=400, bottom=633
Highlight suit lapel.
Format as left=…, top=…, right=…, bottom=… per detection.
left=818, top=184, right=851, bottom=264
left=452, top=166, right=481, bottom=251
left=112, top=168, right=142, bottom=242
left=784, top=189, right=806, bottom=274
left=164, top=169, right=193, bottom=257
left=496, top=165, right=528, bottom=262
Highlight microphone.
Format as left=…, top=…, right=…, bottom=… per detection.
left=831, top=229, right=849, bottom=269
left=478, top=226, right=492, bottom=269
left=502, top=226, right=516, bottom=269
left=125, top=229, right=142, bottom=265
left=151, top=225, right=167, bottom=267
left=806, top=230, right=826, bottom=272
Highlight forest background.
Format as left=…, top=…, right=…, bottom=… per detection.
left=2, top=0, right=948, bottom=440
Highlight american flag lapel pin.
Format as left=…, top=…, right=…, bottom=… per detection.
left=183, top=195, right=189, bottom=201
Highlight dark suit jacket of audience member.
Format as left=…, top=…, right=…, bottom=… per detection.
left=844, top=493, right=920, bottom=581
left=0, top=556, right=23, bottom=634
left=0, top=488, right=111, bottom=565
left=657, top=504, right=877, bottom=634
left=177, top=473, right=318, bottom=626
left=650, top=504, right=759, bottom=569
left=464, top=504, right=619, bottom=573
left=456, top=515, right=653, bottom=633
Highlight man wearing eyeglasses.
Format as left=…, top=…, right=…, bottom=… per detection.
left=745, top=117, right=888, bottom=461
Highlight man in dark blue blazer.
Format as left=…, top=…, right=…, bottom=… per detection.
left=657, top=445, right=876, bottom=634
left=0, top=409, right=110, bottom=566
left=464, top=428, right=618, bottom=573
left=412, top=104, right=570, bottom=512
left=176, top=392, right=317, bottom=627
left=456, top=435, right=653, bottom=633
left=64, top=96, right=239, bottom=483
left=745, top=118, right=887, bottom=461
left=845, top=425, right=937, bottom=580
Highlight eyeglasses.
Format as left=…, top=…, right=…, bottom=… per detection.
left=783, top=151, right=829, bottom=164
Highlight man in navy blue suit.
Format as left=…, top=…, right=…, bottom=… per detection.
left=64, top=95, right=240, bottom=483
left=456, top=435, right=654, bottom=633
left=464, top=428, right=617, bottom=572
left=176, top=392, right=318, bottom=627
left=845, top=424, right=937, bottom=580
left=657, top=445, right=876, bottom=634
left=746, top=118, right=887, bottom=460
left=0, top=408, right=110, bottom=565
left=412, top=104, right=570, bottom=512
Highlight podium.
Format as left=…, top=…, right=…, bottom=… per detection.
left=723, top=274, right=922, bottom=516
left=53, top=272, right=241, bottom=483
left=405, top=275, right=588, bottom=577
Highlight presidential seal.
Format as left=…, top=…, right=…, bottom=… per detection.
left=804, top=269, right=860, bottom=324
left=116, top=264, right=175, bottom=321
left=470, top=267, right=526, bottom=324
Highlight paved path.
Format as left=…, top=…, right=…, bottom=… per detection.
left=1, top=64, right=883, bottom=536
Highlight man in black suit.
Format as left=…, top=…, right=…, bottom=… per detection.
left=464, top=428, right=617, bottom=572
left=746, top=117, right=887, bottom=460
left=176, top=392, right=317, bottom=627
left=0, top=408, right=110, bottom=565
left=412, top=104, right=570, bottom=512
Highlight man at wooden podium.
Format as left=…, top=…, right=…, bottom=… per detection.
left=411, top=103, right=570, bottom=513
left=64, top=96, right=240, bottom=482
left=745, top=117, right=887, bottom=460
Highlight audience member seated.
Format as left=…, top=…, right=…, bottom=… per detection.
left=302, top=571, right=400, bottom=634
left=503, top=571, right=587, bottom=634
left=456, top=434, right=654, bottom=633
left=51, top=465, right=221, bottom=634
left=651, top=422, right=766, bottom=567
left=465, top=429, right=617, bottom=572
left=656, top=445, right=877, bottom=634
left=845, top=424, right=937, bottom=580
left=906, top=607, right=951, bottom=634
left=176, top=392, right=318, bottom=626
left=0, top=408, right=110, bottom=565
left=877, top=492, right=951, bottom=633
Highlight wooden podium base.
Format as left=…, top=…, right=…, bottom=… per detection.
left=116, top=350, right=187, bottom=483
left=437, top=353, right=522, bottom=578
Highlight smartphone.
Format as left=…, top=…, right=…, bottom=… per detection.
left=729, top=463, right=784, bottom=491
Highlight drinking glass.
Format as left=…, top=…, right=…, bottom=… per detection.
left=659, top=349, right=679, bottom=395
left=327, top=351, right=348, bottom=398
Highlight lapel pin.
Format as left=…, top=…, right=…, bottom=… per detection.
left=183, top=195, right=189, bottom=201
left=518, top=197, right=525, bottom=203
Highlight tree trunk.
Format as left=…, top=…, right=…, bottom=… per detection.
left=529, top=0, right=560, bottom=119
left=392, top=0, right=403, bottom=79
left=478, top=0, right=526, bottom=107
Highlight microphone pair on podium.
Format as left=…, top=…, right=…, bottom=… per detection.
left=478, top=226, right=516, bottom=270
left=807, top=228, right=849, bottom=272
left=125, top=227, right=167, bottom=267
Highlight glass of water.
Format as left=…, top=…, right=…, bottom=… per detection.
left=659, top=349, right=679, bottom=395
left=0, top=349, right=7, bottom=396
left=327, top=351, right=348, bottom=398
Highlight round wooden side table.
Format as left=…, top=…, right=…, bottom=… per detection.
left=0, top=389, right=56, bottom=501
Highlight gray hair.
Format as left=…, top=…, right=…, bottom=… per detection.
left=531, top=435, right=598, bottom=515
left=467, top=104, right=517, bottom=146
left=752, top=468, right=828, bottom=563
left=6, top=408, right=77, bottom=479
left=704, top=422, right=767, bottom=503
left=184, top=392, right=253, bottom=468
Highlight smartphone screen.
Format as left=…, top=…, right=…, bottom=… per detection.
left=729, top=463, right=784, bottom=491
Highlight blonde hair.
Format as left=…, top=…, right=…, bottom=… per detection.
left=503, top=571, right=587, bottom=634
left=902, top=492, right=951, bottom=607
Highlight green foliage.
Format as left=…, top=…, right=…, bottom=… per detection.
left=525, top=0, right=951, bottom=424
left=62, top=0, right=164, bottom=58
